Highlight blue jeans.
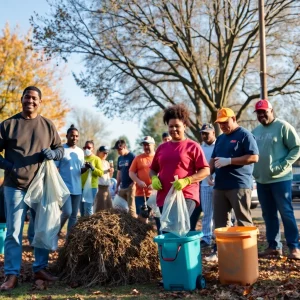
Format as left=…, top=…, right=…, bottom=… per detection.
left=80, top=188, right=97, bottom=216
left=4, top=186, right=49, bottom=275
left=27, top=210, right=35, bottom=245
left=135, top=196, right=146, bottom=215
left=257, top=180, right=299, bottom=250
left=190, top=186, right=214, bottom=243
left=61, top=194, right=81, bottom=235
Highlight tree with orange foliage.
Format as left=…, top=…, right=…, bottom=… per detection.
left=0, top=24, right=69, bottom=132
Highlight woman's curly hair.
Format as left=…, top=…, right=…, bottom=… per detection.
left=163, top=103, right=191, bottom=127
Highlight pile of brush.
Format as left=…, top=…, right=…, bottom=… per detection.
left=56, top=209, right=160, bottom=287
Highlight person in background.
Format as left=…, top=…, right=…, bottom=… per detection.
left=80, top=140, right=103, bottom=216
left=109, top=177, right=117, bottom=199
left=113, top=140, right=136, bottom=217
left=94, top=146, right=114, bottom=212
left=150, top=104, right=210, bottom=220
left=190, top=124, right=216, bottom=249
left=161, top=132, right=172, bottom=143
left=206, top=108, right=259, bottom=262
left=0, top=86, right=64, bottom=290
left=129, top=136, right=156, bottom=224
left=56, top=125, right=86, bottom=236
left=253, top=99, right=300, bottom=259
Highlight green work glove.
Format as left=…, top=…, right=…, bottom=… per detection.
left=151, top=175, right=162, bottom=190
left=173, top=177, right=192, bottom=191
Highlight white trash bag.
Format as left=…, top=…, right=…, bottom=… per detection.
left=24, top=160, right=70, bottom=250
left=160, top=184, right=190, bottom=237
left=113, top=194, right=129, bottom=212
left=147, top=190, right=161, bottom=218
left=82, top=170, right=94, bottom=203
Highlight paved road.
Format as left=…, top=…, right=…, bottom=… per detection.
left=252, top=201, right=300, bottom=226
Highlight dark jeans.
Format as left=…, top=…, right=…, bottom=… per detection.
left=190, top=202, right=202, bottom=231
left=257, top=180, right=299, bottom=250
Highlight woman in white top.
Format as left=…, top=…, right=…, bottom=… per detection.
left=94, top=146, right=114, bottom=212
left=56, top=125, right=86, bottom=235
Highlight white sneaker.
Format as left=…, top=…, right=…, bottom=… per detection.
left=204, top=252, right=218, bottom=262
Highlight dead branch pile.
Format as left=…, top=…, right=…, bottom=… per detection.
left=56, top=209, right=160, bottom=287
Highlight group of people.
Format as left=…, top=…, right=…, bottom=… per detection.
left=191, top=101, right=300, bottom=263
left=0, top=85, right=299, bottom=292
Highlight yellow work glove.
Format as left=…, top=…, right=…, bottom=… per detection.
left=151, top=175, right=162, bottom=190
left=173, top=177, right=192, bottom=191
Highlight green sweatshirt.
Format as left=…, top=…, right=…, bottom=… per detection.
left=81, top=154, right=104, bottom=188
left=252, top=118, right=300, bottom=184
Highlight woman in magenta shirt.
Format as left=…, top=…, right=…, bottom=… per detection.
left=150, top=104, right=210, bottom=215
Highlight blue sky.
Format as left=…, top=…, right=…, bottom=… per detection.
left=0, top=0, right=140, bottom=148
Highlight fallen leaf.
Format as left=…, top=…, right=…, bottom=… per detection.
left=92, top=290, right=102, bottom=295
left=35, top=279, right=46, bottom=290
left=74, top=294, right=84, bottom=300
left=285, top=290, right=300, bottom=298
left=243, top=285, right=253, bottom=296
left=218, top=290, right=232, bottom=299
left=131, top=288, right=140, bottom=295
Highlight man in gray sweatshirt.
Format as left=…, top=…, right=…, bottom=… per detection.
left=0, top=86, right=64, bottom=291
left=252, top=99, right=300, bottom=260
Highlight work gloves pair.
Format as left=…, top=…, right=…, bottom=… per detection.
left=151, top=157, right=232, bottom=191
left=151, top=175, right=192, bottom=191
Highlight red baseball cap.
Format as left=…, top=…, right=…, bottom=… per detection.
left=254, top=99, right=272, bottom=112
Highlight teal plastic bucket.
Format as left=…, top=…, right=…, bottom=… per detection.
left=154, top=231, right=204, bottom=291
left=0, top=223, right=7, bottom=254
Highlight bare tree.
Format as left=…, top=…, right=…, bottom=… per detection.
left=31, top=0, right=300, bottom=139
left=70, top=108, right=111, bottom=149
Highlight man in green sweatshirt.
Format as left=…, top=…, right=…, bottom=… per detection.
left=252, top=99, right=300, bottom=260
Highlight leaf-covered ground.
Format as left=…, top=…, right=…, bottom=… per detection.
left=0, top=221, right=299, bottom=300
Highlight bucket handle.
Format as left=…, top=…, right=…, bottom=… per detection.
left=159, top=244, right=182, bottom=262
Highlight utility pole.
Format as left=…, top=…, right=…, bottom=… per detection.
left=258, top=0, right=268, bottom=99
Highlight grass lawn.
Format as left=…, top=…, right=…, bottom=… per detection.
left=0, top=221, right=299, bottom=299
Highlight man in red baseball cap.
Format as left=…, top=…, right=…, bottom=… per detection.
left=252, top=99, right=300, bottom=260
left=254, top=99, right=272, bottom=112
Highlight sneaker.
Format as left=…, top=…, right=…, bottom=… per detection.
left=204, top=252, right=218, bottom=262
left=200, top=240, right=211, bottom=249
left=258, top=247, right=282, bottom=258
left=288, top=248, right=300, bottom=260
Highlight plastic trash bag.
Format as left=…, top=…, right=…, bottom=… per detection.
left=82, top=170, right=94, bottom=203
left=147, top=190, right=161, bottom=218
left=112, top=194, right=129, bottom=212
left=24, top=160, right=70, bottom=250
left=160, top=185, right=190, bottom=237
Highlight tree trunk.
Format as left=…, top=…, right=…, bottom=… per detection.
left=211, top=110, right=221, bottom=137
